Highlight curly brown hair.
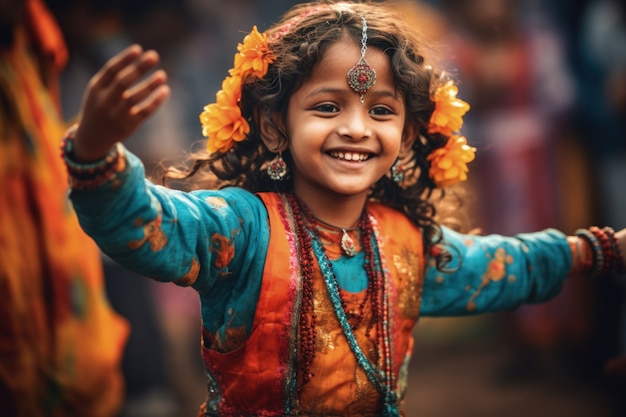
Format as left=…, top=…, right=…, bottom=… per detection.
left=165, top=1, right=457, bottom=262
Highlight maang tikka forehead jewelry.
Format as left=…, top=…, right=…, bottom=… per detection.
left=347, top=16, right=376, bottom=104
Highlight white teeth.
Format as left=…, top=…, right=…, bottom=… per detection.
left=330, top=151, right=369, bottom=161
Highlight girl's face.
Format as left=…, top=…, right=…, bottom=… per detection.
left=285, top=34, right=410, bottom=209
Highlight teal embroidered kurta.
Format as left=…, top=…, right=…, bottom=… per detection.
left=70, top=148, right=573, bottom=350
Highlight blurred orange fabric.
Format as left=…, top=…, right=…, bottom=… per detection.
left=0, top=1, right=128, bottom=416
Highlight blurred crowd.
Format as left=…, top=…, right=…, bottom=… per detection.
left=2, top=0, right=625, bottom=416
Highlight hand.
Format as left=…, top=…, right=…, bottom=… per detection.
left=73, top=45, right=170, bottom=162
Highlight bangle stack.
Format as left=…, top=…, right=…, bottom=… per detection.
left=602, top=226, right=626, bottom=274
left=574, top=226, right=626, bottom=277
left=60, top=125, right=125, bottom=190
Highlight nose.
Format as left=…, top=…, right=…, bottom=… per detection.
left=337, top=107, right=372, bottom=141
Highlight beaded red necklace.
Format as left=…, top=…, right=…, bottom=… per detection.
left=286, top=194, right=385, bottom=391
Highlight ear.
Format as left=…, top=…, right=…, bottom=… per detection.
left=399, top=122, right=418, bottom=158
left=259, top=111, right=289, bottom=152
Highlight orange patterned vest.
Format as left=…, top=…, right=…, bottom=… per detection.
left=200, top=193, right=424, bottom=416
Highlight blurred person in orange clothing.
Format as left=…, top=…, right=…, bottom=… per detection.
left=0, top=0, right=128, bottom=415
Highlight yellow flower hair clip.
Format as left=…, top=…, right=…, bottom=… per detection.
left=428, top=80, right=470, bottom=136
left=427, top=135, right=476, bottom=188
left=426, top=80, right=476, bottom=188
left=200, top=26, right=275, bottom=154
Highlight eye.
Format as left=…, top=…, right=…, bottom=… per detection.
left=370, top=106, right=394, bottom=116
left=314, top=103, right=339, bottom=113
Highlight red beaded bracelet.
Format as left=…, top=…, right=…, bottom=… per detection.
left=575, top=226, right=626, bottom=277
left=589, top=226, right=613, bottom=276
left=603, top=226, right=626, bottom=274
left=60, top=124, right=125, bottom=190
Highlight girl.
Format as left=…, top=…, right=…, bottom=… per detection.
left=62, top=1, right=626, bottom=416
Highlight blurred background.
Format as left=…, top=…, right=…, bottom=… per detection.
left=24, top=0, right=626, bottom=415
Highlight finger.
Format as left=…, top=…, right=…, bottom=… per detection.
left=94, top=44, right=144, bottom=88
left=122, top=69, right=168, bottom=107
left=112, top=50, right=161, bottom=95
left=129, top=84, right=170, bottom=119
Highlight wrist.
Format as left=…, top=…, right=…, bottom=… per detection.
left=571, top=227, right=626, bottom=277
left=72, top=124, right=116, bottom=162
left=61, top=124, right=126, bottom=190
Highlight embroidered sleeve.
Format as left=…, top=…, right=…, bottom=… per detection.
left=69, top=147, right=269, bottom=296
left=420, top=226, right=572, bottom=316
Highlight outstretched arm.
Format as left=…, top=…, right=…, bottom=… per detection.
left=420, top=226, right=626, bottom=317
left=420, top=227, right=572, bottom=317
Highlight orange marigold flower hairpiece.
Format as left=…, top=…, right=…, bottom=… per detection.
left=230, top=25, right=275, bottom=79
left=428, top=80, right=470, bottom=137
left=426, top=80, right=475, bottom=188
left=427, top=135, right=476, bottom=188
left=200, top=26, right=275, bottom=154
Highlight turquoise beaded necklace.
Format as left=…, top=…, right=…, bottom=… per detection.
left=289, top=194, right=399, bottom=416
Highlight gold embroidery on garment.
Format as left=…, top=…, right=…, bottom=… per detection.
left=352, top=360, right=379, bottom=414
left=174, top=258, right=200, bottom=286
left=313, top=286, right=337, bottom=354
left=205, top=196, right=228, bottom=210
left=300, top=264, right=381, bottom=416
left=467, top=247, right=514, bottom=311
left=128, top=215, right=167, bottom=251
left=393, top=247, right=423, bottom=318
left=214, top=325, right=248, bottom=352
left=209, top=233, right=235, bottom=270
left=110, top=152, right=127, bottom=190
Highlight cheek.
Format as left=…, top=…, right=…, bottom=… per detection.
left=287, top=139, right=312, bottom=164
left=386, top=127, right=406, bottom=152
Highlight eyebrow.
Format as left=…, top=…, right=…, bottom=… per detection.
left=305, top=87, right=400, bottom=101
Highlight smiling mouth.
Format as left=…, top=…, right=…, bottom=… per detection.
left=328, top=151, right=371, bottom=161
